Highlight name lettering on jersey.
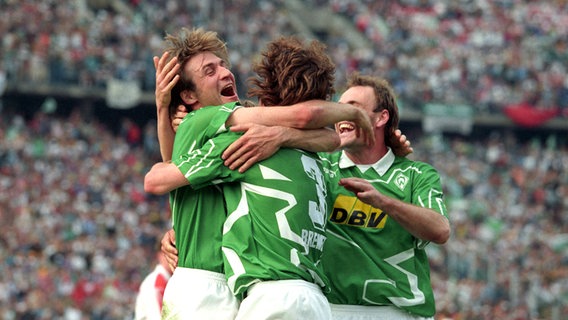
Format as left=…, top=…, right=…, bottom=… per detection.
left=301, top=229, right=326, bottom=251
left=330, top=194, right=388, bottom=229
left=395, top=173, right=409, bottom=191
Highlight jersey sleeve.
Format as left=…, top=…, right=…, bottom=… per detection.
left=172, top=131, right=244, bottom=189
left=172, top=102, right=241, bottom=159
left=411, top=162, right=448, bottom=219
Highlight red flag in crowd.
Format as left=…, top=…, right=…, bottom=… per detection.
left=503, top=103, right=560, bottom=127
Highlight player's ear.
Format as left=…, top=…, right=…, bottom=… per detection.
left=181, top=90, right=198, bottom=105
left=375, top=109, right=389, bottom=128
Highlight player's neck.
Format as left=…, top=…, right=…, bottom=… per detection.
left=345, top=142, right=388, bottom=165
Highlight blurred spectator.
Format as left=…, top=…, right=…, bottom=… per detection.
left=1, top=0, right=566, bottom=117
left=0, top=108, right=171, bottom=319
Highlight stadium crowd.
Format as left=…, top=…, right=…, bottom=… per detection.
left=1, top=0, right=567, bottom=319
left=322, top=0, right=568, bottom=115
left=417, top=129, right=568, bottom=319
left=0, top=108, right=171, bottom=319
left=1, top=0, right=567, bottom=116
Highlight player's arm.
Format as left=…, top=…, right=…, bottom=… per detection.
left=222, top=124, right=339, bottom=172
left=222, top=126, right=413, bottom=173
left=146, top=132, right=237, bottom=194
left=154, top=52, right=181, bottom=161
left=172, top=108, right=412, bottom=159
left=144, top=162, right=189, bottom=195
left=339, top=177, right=450, bottom=244
left=217, top=100, right=372, bottom=172
left=170, top=100, right=372, bottom=143
left=282, top=127, right=339, bottom=151
left=227, top=100, right=374, bottom=145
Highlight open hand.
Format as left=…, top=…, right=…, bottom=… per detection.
left=222, top=123, right=285, bottom=172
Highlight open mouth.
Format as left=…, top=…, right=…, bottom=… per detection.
left=221, top=84, right=236, bottom=97
left=338, top=122, right=355, bottom=134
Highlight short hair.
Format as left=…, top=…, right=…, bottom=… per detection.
left=247, top=37, right=335, bottom=106
left=346, top=73, right=400, bottom=148
left=163, top=28, right=229, bottom=113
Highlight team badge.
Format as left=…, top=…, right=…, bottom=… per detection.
left=395, top=173, right=409, bottom=191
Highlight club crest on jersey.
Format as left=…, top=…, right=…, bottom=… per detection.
left=395, top=173, right=409, bottom=191
left=329, top=194, right=388, bottom=229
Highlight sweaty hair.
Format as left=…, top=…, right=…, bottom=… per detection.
left=163, top=27, right=229, bottom=113
left=346, top=73, right=400, bottom=148
left=247, top=37, right=335, bottom=106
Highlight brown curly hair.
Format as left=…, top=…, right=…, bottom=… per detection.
left=247, top=37, right=335, bottom=106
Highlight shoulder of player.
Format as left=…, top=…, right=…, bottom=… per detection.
left=393, top=157, right=440, bottom=173
left=186, top=102, right=235, bottom=118
left=179, top=102, right=239, bottom=130
left=258, top=148, right=321, bottom=163
left=316, top=150, right=339, bottom=161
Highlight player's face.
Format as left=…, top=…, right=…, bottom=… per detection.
left=336, top=86, right=377, bottom=148
left=183, top=52, right=239, bottom=109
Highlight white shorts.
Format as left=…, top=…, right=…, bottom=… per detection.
left=161, top=267, right=239, bottom=320
left=331, top=304, right=434, bottom=320
left=235, top=279, right=331, bottom=320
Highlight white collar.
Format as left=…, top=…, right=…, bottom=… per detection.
left=338, top=147, right=395, bottom=176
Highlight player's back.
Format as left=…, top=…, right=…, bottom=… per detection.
left=221, top=147, right=330, bottom=298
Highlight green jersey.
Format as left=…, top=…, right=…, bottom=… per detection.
left=170, top=102, right=242, bottom=272
left=319, top=150, right=448, bottom=318
left=176, top=123, right=330, bottom=299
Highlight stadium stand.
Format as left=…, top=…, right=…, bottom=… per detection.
left=0, top=0, right=567, bottom=319
left=2, top=0, right=567, bottom=123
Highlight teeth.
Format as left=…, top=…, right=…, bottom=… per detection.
left=339, top=123, right=354, bottom=132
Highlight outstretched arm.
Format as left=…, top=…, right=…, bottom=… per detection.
left=169, top=100, right=370, bottom=172
left=227, top=100, right=374, bottom=146
left=215, top=100, right=373, bottom=172
left=339, top=177, right=450, bottom=244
